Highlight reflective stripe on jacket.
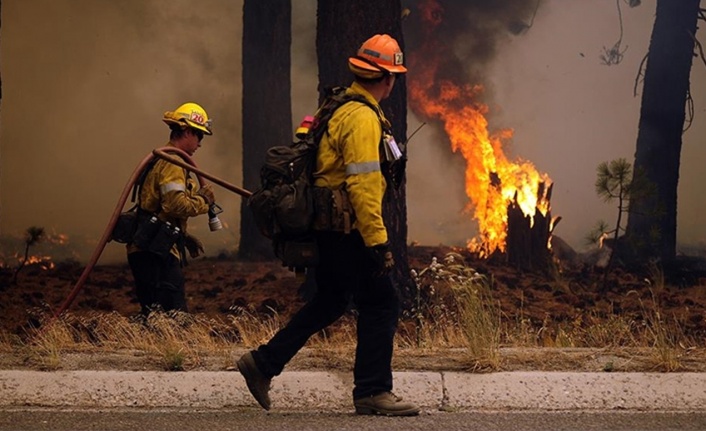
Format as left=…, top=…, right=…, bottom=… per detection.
left=313, top=82, right=390, bottom=247
left=127, top=143, right=210, bottom=258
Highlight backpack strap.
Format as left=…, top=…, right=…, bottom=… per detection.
left=322, top=88, right=402, bottom=190
left=309, top=86, right=386, bottom=147
left=131, top=156, right=160, bottom=214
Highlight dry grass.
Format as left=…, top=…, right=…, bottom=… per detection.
left=400, top=253, right=501, bottom=370
left=637, top=265, right=690, bottom=371
left=20, top=311, right=237, bottom=370
left=1, top=256, right=698, bottom=372
left=226, top=307, right=283, bottom=348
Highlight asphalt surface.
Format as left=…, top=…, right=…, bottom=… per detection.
left=2, top=370, right=706, bottom=411
left=2, top=408, right=706, bottom=431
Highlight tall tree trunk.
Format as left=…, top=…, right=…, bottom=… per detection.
left=625, top=0, right=700, bottom=262
left=0, top=0, right=2, bottom=105
left=239, top=0, right=292, bottom=260
left=1, top=0, right=3, bottom=231
left=316, top=0, right=413, bottom=298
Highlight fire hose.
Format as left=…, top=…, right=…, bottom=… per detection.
left=54, top=147, right=252, bottom=317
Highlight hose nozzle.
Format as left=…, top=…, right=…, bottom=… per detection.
left=208, top=203, right=223, bottom=231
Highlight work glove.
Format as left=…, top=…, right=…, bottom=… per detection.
left=196, top=184, right=216, bottom=206
left=184, top=233, right=205, bottom=258
left=368, top=242, right=395, bottom=275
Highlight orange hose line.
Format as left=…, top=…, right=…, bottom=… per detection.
left=152, top=148, right=252, bottom=198
left=54, top=147, right=251, bottom=318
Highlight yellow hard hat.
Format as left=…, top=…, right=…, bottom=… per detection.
left=163, top=102, right=213, bottom=135
left=348, top=34, right=407, bottom=78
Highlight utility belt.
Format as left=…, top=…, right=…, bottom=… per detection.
left=312, top=186, right=356, bottom=233
left=132, top=210, right=185, bottom=260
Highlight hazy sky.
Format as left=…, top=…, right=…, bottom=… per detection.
left=1, top=0, right=704, bottom=264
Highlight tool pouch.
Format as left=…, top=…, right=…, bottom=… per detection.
left=312, top=187, right=333, bottom=231
left=110, top=209, right=139, bottom=244
left=312, top=186, right=355, bottom=233
left=275, top=237, right=319, bottom=270
left=133, top=214, right=182, bottom=258
left=133, top=215, right=160, bottom=250
left=148, top=221, right=182, bottom=258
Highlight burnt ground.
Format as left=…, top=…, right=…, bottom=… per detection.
left=2, top=244, right=706, bottom=372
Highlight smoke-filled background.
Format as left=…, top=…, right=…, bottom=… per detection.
left=1, top=0, right=244, bottom=262
left=1, top=0, right=705, bottom=265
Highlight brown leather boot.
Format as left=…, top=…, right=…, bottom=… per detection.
left=354, top=392, right=420, bottom=416
left=236, top=351, right=272, bottom=410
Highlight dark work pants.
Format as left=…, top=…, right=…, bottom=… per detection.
left=128, top=251, right=187, bottom=315
left=252, top=230, right=400, bottom=399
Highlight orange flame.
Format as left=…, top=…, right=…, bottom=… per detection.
left=408, top=0, right=551, bottom=257
left=23, top=255, right=55, bottom=270
left=1, top=253, right=55, bottom=270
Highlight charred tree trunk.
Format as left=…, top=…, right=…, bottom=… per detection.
left=239, top=0, right=292, bottom=260
left=506, top=183, right=554, bottom=273
left=316, top=0, right=413, bottom=298
left=1, top=0, right=3, bottom=231
left=0, top=0, right=2, bottom=106
left=625, top=0, right=700, bottom=262
left=1, top=0, right=2, bottom=227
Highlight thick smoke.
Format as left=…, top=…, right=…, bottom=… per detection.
left=405, top=0, right=540, bottom=101
left=1, top=0, right=243, bottom=263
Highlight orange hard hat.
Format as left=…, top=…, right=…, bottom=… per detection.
left=348, top=34, right=407, bottom=78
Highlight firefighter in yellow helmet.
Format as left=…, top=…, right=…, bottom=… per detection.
left=127, top=102, right=216, bottom=317
left=237, top=34, right=420, bottom=416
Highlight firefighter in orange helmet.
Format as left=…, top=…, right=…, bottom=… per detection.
left=127, top=102, right=216, bottom=317
left=237, top=34, right=420, bottom=416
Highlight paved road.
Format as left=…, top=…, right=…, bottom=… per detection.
left=4, top=369, right=706, bottom=430
left=1, top=407, right=705, bottom=431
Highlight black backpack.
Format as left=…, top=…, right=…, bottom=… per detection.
left=248, top=87, right=377, bottom=272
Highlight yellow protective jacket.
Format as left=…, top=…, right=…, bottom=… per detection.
left=313, top=82, right=391, bottom=247
left=127, top=143, right=210, bottom=259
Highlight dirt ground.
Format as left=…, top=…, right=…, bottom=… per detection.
left=2, top=244, right=706, bottom=372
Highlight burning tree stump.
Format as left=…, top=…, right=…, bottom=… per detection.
left=506, top=182, right=554, bottom=272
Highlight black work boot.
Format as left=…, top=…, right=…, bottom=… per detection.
left=236, top=351, right=272, bottom=410
left=354, top=392, right=420, bottom=416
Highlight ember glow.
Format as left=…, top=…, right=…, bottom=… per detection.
left=0, top=253, right=55, bottom=270
left=22, top=255, right=55, bottom=270
left=47, top=232, right=69, bottom=246
left=408, top=0, right=552, bottom=257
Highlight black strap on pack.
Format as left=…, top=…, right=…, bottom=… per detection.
left=131, top=157, right=160, bottom=206
left=312, top=86, right=386, bottom=145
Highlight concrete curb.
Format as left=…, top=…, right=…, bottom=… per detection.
left=2, top=370, right=706, bottom=411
